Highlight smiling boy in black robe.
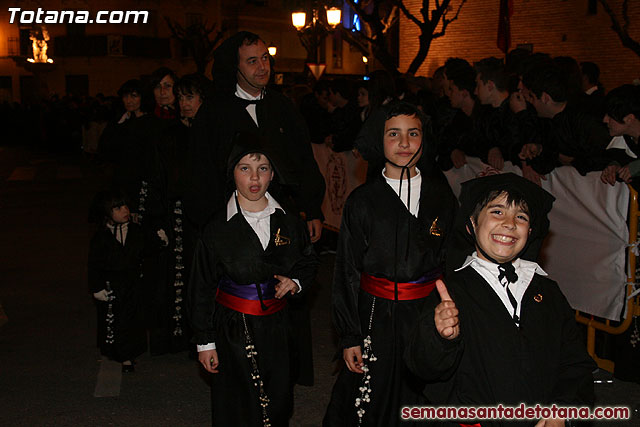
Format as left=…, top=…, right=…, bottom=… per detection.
left=406, top=173, right=596, bottom=427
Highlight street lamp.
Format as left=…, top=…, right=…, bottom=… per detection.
left=291, top=3, right=342, bottom=79
left=326, top=7, right=341, bottom=27
left=292, top=12, right=306, bottom=31
left=291, top=6, right=341, bottom=31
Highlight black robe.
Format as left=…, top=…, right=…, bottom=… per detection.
left=300, top=92, right=332, bottom=145
left=144, top=119, right=193, bottom=354
left=189, top=203, right=318, bottom=427
left=88, top=223, right=147, bottom=363
left=185, top=89, right=326, bottom=229
left=329, top=100, right=362, bottom=153
left=324, top=173, right=457, bottom=427
left=405, top=267, right=596, bottom=427
left=98, top=114, right=157, bottom=212
left=524, top=107, right=611, bottom=175
left=436, top=106, right=478, bottom=172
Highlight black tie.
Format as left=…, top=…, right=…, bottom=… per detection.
left=237, top=98, right=260, bottom=108
left=497, top=262, right=520, bottom=325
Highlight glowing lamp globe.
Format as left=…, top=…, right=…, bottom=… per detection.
left=292, top=12, right=306, bottom=30
left=326, top=7, right=341, bottom=27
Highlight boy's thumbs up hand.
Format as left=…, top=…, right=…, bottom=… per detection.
left=434, top=279, right=460, bottom=340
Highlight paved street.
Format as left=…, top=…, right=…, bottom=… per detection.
left=1, top=145, right=639, bottom=426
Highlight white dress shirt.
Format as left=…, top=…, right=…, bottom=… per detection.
left=235, top=84, right=262, bottom=126
left=456, top=252, right=547, bottom=321
left=382, top=167, right=422, bottom=217
left=197, top=192, right=300, bottom=352
left=106, top=222, right=128, bottom=245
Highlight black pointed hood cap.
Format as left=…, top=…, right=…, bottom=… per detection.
left=446, top=173, right=555, bottom=271
left=226, top=131, right=285, bottom=192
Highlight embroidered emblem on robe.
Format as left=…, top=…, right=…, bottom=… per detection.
left=429, top=217, right=442, bottom=237
left=274, top=228, right=291, bottom=246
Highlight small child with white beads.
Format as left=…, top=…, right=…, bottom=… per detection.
left=88, top=190, right=147, bottom=372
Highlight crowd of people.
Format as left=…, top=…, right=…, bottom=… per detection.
left=81, top=29, right=640, bottom=426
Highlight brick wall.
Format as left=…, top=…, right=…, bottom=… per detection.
left=399, top=0, right=640, bottom=91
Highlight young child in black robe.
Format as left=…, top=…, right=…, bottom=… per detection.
left=324, top=101, right=457, bottom=426
left=88, top=190, right=147, bottom=372
left=188, top=132, right=318, bottom=427
left=406, top=173, right=596, bottom=426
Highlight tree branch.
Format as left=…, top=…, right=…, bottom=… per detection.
left=338, top=27, right=370, bottom=56
left=394, top=0, right=423, bottom=28
left=598, top=0, right=640, bottom=57
left=382, top=6, right=399, bottom=33
left=441, top=0, right=467, bottom=33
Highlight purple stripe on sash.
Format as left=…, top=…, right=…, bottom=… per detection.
left=218, top=276, right=279, bottom=300
left=407, top=266, right=443, bottom=284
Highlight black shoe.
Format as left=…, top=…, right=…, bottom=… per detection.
left=122, top=363, right=135, bottom=373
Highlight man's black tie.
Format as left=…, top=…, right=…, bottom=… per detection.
left=237, top=98, right=260, bottom=108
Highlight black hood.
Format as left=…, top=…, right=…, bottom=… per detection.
left=446, top=173, right=555, bottom=272
left=226, top=131, right=286, bottom=196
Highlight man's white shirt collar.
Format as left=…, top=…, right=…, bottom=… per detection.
left=235, top=84, right=262, bottom=125
left=235, top=83, right=262, bottom=101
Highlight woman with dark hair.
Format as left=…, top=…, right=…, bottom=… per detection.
left=143, top=73, right=211, bottom=355
left=149, top=67, right=179, bottom=119
left=98, top=78, right=155, bottom=219
left=356, top=80, right=370, bottom=123
left=117, top=79, right=146, bottom=119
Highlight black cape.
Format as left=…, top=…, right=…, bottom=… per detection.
left=185, top=89, right=326, bottom=229
left=189, top=201, right=318, bottom=426
left=324, top=173, right=457, bottom=427
left=405, top=267, right=596, bottom=426
left=88, top=223, right=147, bottom=362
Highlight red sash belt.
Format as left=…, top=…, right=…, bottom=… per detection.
left=216, top=289, right=286, bottom=316
left=360, top=272, right=440, bottom=301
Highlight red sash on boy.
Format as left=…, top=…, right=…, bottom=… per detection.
left=360, top=268, right=442, bottom=301
left=216, top=276, right=286, bottom=316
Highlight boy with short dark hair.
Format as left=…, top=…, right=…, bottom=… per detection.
left=473, top=57, right=517, bottom=171
left=406, top=173, right=596, bottom=427
left=189, top=132, right=318, bottom=426
left=518, top=65, right=610, bottom=177
left=600, top=84, right=640, bottom=189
